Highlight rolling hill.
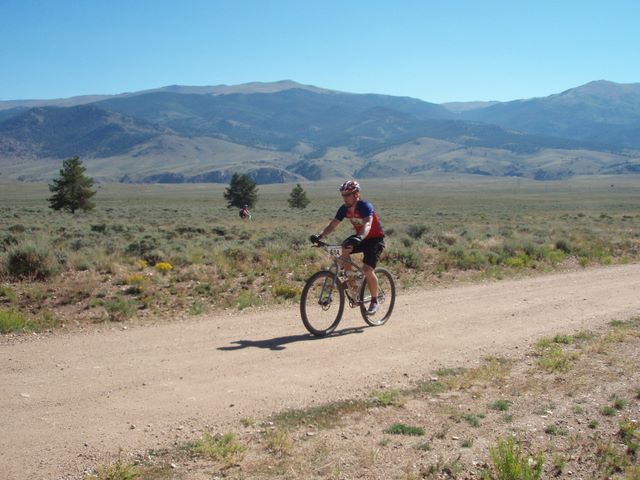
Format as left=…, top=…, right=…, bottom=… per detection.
left=0, top=80, right=639, bottom=183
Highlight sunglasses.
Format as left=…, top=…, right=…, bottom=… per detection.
left=341, top=193, right=353, bottom=198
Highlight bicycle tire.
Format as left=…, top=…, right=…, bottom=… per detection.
left=300, top=270, right=345, bottom=337
left=359, top=267, right=396, bottom=326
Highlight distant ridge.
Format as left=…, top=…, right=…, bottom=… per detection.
left=1, top=80, right=639, bottom=183
left=0, top=80, right=339, bottom=111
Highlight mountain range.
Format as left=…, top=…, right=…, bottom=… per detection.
left=1, top=79, right=639, bottom=183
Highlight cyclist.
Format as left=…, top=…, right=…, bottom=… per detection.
left=239, top=204, right=251, bottom=220
left=310, top=180, right=385, bottom=314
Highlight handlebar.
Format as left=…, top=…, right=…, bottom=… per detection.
left=310, top=236, right=328, bottom=247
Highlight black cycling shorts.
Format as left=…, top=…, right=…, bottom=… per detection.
left=351, top=237, right=385, bottom=269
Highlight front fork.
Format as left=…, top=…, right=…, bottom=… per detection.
left=318, top=265, right=341, bottom=310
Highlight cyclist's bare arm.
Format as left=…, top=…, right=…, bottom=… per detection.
left=317, top=218, right=341, bottom=239
left=359, top=216, right=373, bottom=239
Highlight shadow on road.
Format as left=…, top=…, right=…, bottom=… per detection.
left=217, top=326, right=366, bottom=351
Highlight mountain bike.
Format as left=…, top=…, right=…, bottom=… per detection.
left=300, top=237, right=396, bottom=337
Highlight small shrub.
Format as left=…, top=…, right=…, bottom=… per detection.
left=555, top=239, right=571, bottom=253
left=416, top=380, right=447, bottom=396
left=552, top=454, right=566, bottom=475
left=0, top=286, right=17, bottom=303
left=619, top=420, right=640, bottom=458
left=395, top=248, right=423, bottom=269
left=134, top=259, right=148, bottom=270
left=553, top=334, right=573, bottom=344
left=372, top=389, right=405, bottom=407
left=490, top=399, right=511, bottom=412
left=104, top=297, right=136, bottom=321
left=190, top=432, right=246, bottom=465
left=155, top=262, right=173, bottom=274
left=264, top=429, right=293, bottom=457
left=193, top=283, right=213, bottom=296
left=483, top=436, right=544, bottom=480
left=406, top=223, right=429, bottom=239
left=544, top=424, right=567, bottom=436
left=8, top=224, right=26, bottom=233
left=124, top=274, right=147, bottom=295
left=272, top=283, right=301, bottom=300
left=0, top=308, right=31, bottom=333
left=611, top=394, right=627, bottom=410
left=272, top=400, right=369, bottom=430
left=190, top=301, right=205, bottom=315
left=5, top=242, right=58, bottom=280
left=463, top=413, right=485, bottom=427
left=236, top=291, right=261, bottom=310
left=125, top=237, right=158, bottom=257
left=536, top=342, right=577, bottom=372
left=384, top=423, right=425, bottom=436
left=87, top=457, right=140, bottom=480
left=596, top=441, right=628, bottom=476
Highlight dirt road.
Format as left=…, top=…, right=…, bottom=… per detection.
left=2, top=264, right=640, bottom=479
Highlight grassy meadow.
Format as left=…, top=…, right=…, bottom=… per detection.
left=1, top=175, right=640, bottom=332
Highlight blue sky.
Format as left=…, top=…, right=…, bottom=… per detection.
left=1, top=0, right=638, bottom=103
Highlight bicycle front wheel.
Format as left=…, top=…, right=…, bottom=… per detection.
left=359, top=267, right=396, bottom=326
left=300, top=270, right=345, bottom=337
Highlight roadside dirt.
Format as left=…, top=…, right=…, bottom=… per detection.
left=2, top=264, right=640, bottom=479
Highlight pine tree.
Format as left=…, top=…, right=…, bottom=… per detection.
left=223, top=173, right=258, bottom=209
left=287, top=183, right=310, bottom=209
left=48, top=156, right=96, bottom=213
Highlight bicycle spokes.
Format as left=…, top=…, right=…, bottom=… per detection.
left=300, top=271, right=345, bottom=337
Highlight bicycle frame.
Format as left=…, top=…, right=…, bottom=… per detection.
left=317, top=243, right=368, bottom=307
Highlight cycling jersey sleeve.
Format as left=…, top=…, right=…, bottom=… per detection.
left=335, top=205, right=347, bottom=221
left=357, top=200, right=374, bottom=218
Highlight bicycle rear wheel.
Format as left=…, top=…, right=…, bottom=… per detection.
left=300, top=270, right=345, bottom=337
left=359, top=267, right=396, bottom=326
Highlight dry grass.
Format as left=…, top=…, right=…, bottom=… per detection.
left=2, top=176, right=640, bottom=334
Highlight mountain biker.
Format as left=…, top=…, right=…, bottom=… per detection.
left=239, top=204, right=251, bottom=220
left=310, top=180, right=385, bottom=314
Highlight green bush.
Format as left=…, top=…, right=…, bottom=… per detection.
left=555, top=239, right=572, bottom=254
left=104, top=297, right=137, bottom=321
left=4, top=242, right=59, bottom=280
left=0, top=285, right=17, bottom=303
left=0, top=308, right=32, bottom=333
left=384, top=423, right=425, bottom=436
left=406, top=223, right=429, bottom=239
left=272, top=283, right=301, bottom=300
left=190, top=432, right=246, bottom=464
left=483, top=436, right=544, bottom=480
left=393, top=248, right=423, bottom=269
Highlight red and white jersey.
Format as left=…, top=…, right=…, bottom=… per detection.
left=335, top=200, right=384, bottom=239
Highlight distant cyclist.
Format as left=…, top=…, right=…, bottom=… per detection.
left=310, top=180, right=385, bottom=314
left=239, top=204, right=251, bottom=220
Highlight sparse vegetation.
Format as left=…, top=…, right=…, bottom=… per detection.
left=483, top=436, right=544, bottom=480
left=189, top=432, right=246, bottom=466
left=75, top=314, right=640, bottom=479
left=384, top=423, right=425, bottom=436
left=1, top=177, right=639, bottom=331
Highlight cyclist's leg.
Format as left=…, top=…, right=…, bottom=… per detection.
left=340, top=246, right=355, bottom=289
left=361, top=238, right=385, bottom=302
